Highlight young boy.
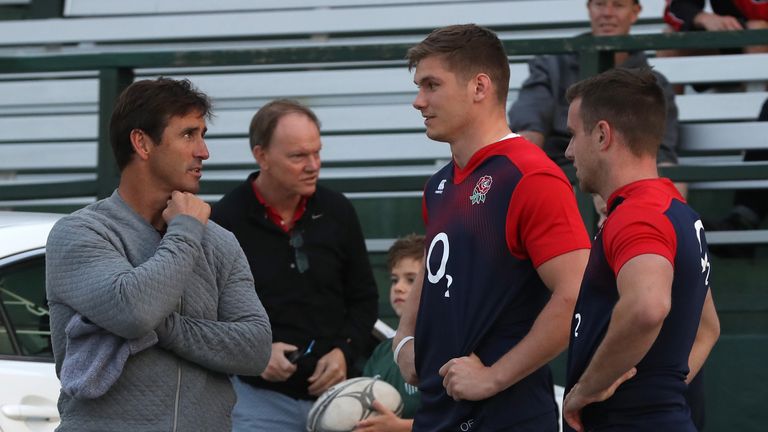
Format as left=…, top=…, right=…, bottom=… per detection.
left=358, top=234, right=424, bottom=432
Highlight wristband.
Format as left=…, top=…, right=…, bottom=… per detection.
left=393, top=336, right=415, bottom=364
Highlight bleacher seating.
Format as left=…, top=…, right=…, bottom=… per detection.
left=0, top=0, right=667, bottom=53
left=1, top=1, right=765, bottom=240
left=2, top=57, right=767, bottom=245
left=1, top=1, right=767, bottom=430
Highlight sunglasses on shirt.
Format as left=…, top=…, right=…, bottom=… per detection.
left=289, top=230, right=309, bottom=273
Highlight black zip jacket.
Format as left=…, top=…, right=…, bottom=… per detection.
left=211, top=171, right=378, bottom=400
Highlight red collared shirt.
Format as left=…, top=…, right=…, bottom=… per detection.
left=251, top=180, right=307, bottom=233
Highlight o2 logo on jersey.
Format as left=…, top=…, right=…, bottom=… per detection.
left=427, top=232, right=453, bottom=298
left=694, top=220, right=711, bottom=286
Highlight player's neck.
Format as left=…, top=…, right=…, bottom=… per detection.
left=450, top=116, right=511, bottom=168
left=601, top=156, right=659, bottom=201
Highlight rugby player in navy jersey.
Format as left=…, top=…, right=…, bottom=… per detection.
left=392, top=24, right=591, bottom=431
left=562, top=67, right=720, bottom=432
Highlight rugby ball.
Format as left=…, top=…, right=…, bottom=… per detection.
left=306, top=377, right=404, bottom=432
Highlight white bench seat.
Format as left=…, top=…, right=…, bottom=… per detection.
left=1, top=98, right=766, bottom=181
left=1, top=0, right=666, bottom=49
left=650, top=53, right=768, bottom=86
left=677, top=92, right=768, bottom=122
left=680, top=122, right=768, bottom=152
left=63, top=0, right=477, bottom=16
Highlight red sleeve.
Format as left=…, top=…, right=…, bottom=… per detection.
left=602, top=206, right=677, bottom=277
left=506, top=171, right=591, bottom=268
left=421, top=193, right=429, bottom=226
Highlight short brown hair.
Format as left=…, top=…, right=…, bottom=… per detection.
left=387, top=234, right=425, bottom=272
left=566, top=67, right=666, bottom=157
left=110, top=77, right=212, bottom=171
left=406, top=24, right=510, bottom=105
left=249, top=99, right=321, bottom=150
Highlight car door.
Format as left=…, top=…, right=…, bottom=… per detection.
left=0, top=249, right=60, bottom=432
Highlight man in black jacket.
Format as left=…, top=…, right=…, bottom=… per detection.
left=211, top=99, right=378, bottom=432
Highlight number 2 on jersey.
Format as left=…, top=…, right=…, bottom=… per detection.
left=574, top=313, right=582, bottom=338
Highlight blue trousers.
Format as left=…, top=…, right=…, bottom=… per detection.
left=231, top=376, right=314, bottom=432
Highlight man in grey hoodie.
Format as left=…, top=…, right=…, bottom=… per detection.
left=45, top=77, right=272, bottom=432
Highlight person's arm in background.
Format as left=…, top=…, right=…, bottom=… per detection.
left=686, top=288, right=719, bottom=383
left=666, top=0, right=742, bottom=31
left=508, top=55, right=559, bottom=148
left=693, top=11, right=744, bottom=31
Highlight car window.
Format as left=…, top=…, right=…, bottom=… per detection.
left=0, top=314, right=13, bottom=355
left=0, top=254, right=51, bottom=358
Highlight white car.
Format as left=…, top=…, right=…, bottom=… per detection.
left=0, top=211, right=62, bottom=432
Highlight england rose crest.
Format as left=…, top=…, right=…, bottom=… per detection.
left=470, top=175, right=493, bottom=205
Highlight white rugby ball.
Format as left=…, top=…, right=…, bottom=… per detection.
left=307, top=377, right=404, bottom=432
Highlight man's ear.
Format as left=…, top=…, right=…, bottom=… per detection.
left=631, top=2, right=642, bottom=25
left=596, top=120, right=612, bottom=150
left=472, top=73, right=493, bottom=102
left=130, top=129, right=151, bottom=161
left=252, top=145, right=267, bottom=170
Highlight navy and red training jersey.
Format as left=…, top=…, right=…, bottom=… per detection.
left=565, top=178, right=711, bottom=431
left=414, top=135, right=590, bottom=432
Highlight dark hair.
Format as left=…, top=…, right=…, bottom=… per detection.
left=249, top=99, right=321, bottom=150
left=109, top=77, right=212, bottom=171
left=566, top=66, right=666, bottom=157
left=387, top=234, right=425, bottom=271
left=406, top=24, right=511, bottom=105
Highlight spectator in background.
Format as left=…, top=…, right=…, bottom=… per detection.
left=357, top=234, right=424, bottom=432
left=509, top=0, right=685, bottom=211
left=45, top=77, right=272, bottom=431
left=211, top=99, right=378, bottom=432
left=660, top=0, right=768, bottom=93
left=662, top=3, right=768, bottom=258
left=664, top=0, right=768, bottom=34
